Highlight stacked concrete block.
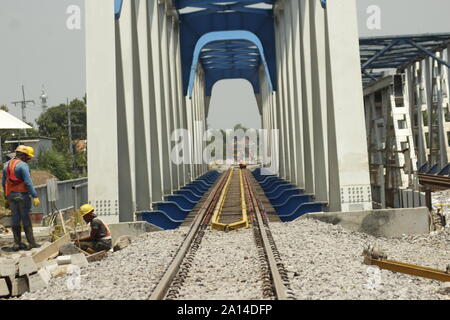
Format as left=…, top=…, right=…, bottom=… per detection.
left=28, top=269, right=51, bottom=292
left=18, top=256, right=38, bottom=276
left=11, top=277, right=28, bottom=297
left=0, top=258, right=17, bottom=279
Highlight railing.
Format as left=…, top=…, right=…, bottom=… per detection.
left=31, top=178, right=88, bottom=216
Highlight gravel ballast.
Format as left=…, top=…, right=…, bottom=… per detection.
left=176, top=228, right=265, bottom=300
left=19, top=228, right=188, bottom=300
left=270, top=218, right=450, bottom=300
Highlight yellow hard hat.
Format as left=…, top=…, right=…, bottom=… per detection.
left=15, top=145, right=35, bottom=158
left=79, top=204, right=95, bottom=217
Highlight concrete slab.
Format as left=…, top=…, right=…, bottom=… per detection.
left=304, top=207, right=430, bottom=238
left=108, top=221, right=163, bottom=245
left=0, top=259, right=17, bottom=278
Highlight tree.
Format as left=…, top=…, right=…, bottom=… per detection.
left=37, top=149, right=75, bottom=181
left=36, top=98, right=86, bottom=153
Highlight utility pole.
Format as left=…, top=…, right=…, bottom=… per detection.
left=11, top=85, right=35, bottom=137
left=66, top=98, right=83, bottom=171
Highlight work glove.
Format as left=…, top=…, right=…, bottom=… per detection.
left=33, top=197, right=40, bottom=207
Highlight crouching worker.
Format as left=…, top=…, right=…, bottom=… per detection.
left=76, top=204, right=112, bottom=254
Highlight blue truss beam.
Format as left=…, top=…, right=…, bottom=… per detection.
left=187, top=30, right=273, bottom=98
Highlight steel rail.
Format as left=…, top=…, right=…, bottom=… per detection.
left=148, top=169, right=231, bottom=300
left=243, top=169, right=290, bottom=300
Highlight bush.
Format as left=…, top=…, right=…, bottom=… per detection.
left=37, top=149, right=76, bottom=181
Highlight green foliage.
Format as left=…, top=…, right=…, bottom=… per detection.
left=37, top=149, right=76, bottom=181
left=36, top=99, right=86, bottom=153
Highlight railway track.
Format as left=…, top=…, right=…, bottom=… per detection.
left=148, top=168, right=294, bottom=300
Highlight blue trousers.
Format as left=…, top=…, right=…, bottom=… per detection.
left=8, top=192, right=32, bottom=228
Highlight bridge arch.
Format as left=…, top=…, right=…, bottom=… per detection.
left=187, top=30, right=274, bottom=98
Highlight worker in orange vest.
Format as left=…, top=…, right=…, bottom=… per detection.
left=2, top=146, right=41, bottom=251
left=76, top=204, right=112, bottom=254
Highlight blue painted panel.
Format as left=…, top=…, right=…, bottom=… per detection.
left=269, top=189, right=303, bottom=206
left=166, top=195, right=197, bottom=211
left=273, top=194, right=314, bottom=214
left=140, top=211, right=183, bottom=230
left=175, top=189, right=202, bottom=202
left=154, top=202, right=190, bottom=220
left=265, top=183, right=296, bottom=198
left=278, top=202, right=327, bottom=222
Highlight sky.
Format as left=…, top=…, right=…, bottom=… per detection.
left=0, top=0, right=449, bottom=129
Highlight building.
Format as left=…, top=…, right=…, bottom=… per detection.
left=4, top=136, right=55, bottom=160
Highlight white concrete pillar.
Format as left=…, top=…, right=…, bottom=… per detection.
left=167, top=16, right=180, bottom=190
left=137, top=0, right=164, bottom=204
left=286, top=0, right=305, bottom=189
left=277, top=9, right=295, bottom=182
left=86, top=0, right=119, bottom=222
left=325, top=0, right=372, bottom=212
left=299, top=0, right=315, bottom=194
left=309, top=0, right=329, bottom=201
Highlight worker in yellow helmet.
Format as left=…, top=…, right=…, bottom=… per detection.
left=2, top=145, right=41, bottom=251
left=75, top=204, right=112, bottom=254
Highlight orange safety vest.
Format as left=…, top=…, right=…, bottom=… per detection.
left=5, top=159, right=28, bottom=196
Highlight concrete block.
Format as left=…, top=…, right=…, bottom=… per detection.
left=56, top=255, right=72, bottom=265
left=18, top=256, right=38, bottom=276
left=0, top=278, right=10, bottom=297
left=11, top=277, right=28, bottom=296
left=108, top=221, right=162, bottom=245
left=70, top=253, right=88, bottom=268
left=0, top=259, right=17, bottom=278
left=28, top=269, right=51, bottom=292
left=113, top=235, right=132, bottom=252
left=304, top=207, right=430, bottom=238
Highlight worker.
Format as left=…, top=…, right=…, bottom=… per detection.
left=2, top=145, right=41, bottom=251
left=76, top=204, right=112, bottom=253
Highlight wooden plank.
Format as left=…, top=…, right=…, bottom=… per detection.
left=32, top=234, right=71, bottom=264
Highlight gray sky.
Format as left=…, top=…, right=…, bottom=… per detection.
left=0, top=0, right=449, bottom=129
